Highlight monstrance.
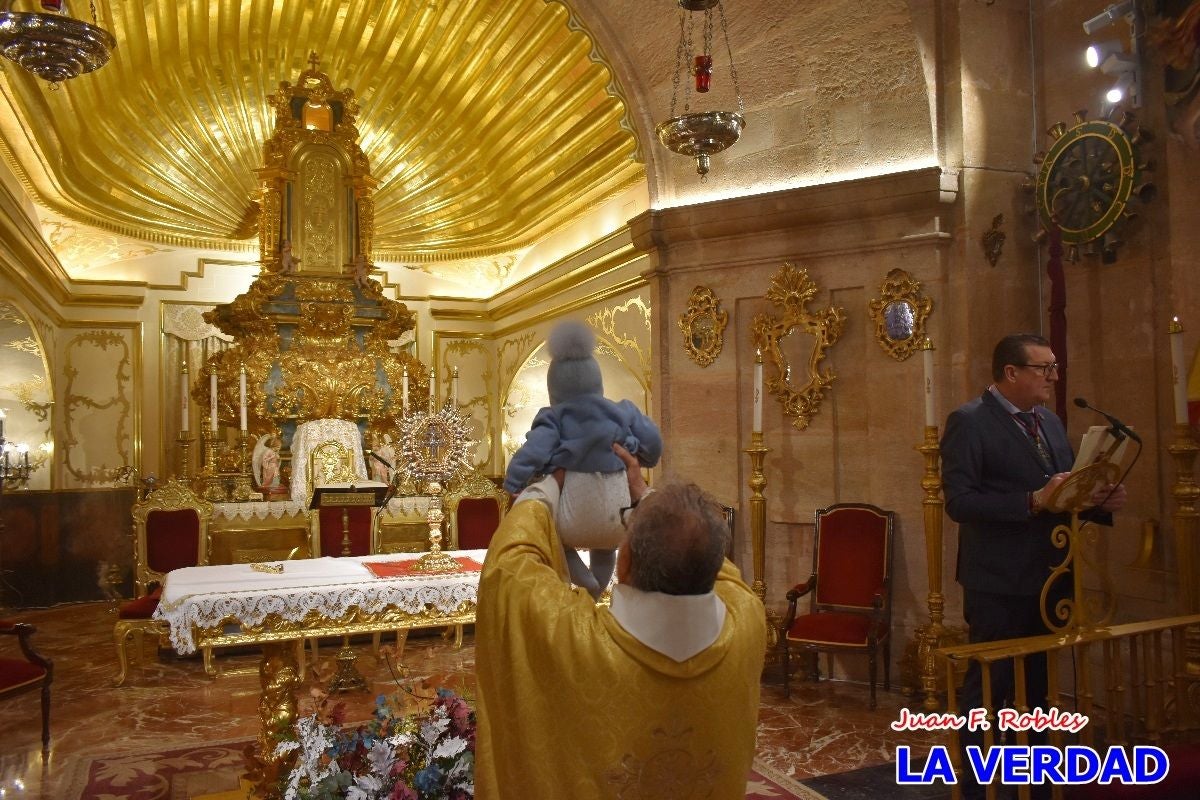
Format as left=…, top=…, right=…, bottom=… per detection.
left=397, top=403, right=475, bottom=572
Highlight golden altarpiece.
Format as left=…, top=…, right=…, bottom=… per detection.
left=186, top=57, right=436, bottom=561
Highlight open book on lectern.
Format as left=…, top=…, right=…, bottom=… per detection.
left=1071, top=425, right=1136, bottom=474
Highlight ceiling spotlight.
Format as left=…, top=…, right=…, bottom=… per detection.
left=1085, top=39, right=1123, bottom=69
left=1082, top=1, right=1135, bottom=35
left=1106, top=73, right=1135, bottom=104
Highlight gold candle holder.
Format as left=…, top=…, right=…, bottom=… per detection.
left=200, top=427, right=226, bottom=502
left=1169, top=422, right=1200, bottom=673
left=176, top=431, right=194, bottom=481
left=914, top=424, right=955, bottom=710
left=745, top=430, right=780, bottom=652
left=231, top=429, right=253, bottom=501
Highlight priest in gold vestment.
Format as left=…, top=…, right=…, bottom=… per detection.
left=475, top=448, right=767, bottom=798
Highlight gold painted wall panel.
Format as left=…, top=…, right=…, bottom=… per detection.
left=61, top=329, right=137, bottom=488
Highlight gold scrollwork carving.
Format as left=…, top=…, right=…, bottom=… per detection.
left=750, top=263, right=846, bottom=431
left=589, top=296, right=652, bottom=389
left=677, top=286, right=727, bottom=368
left=867, top=268, right=933, bottom=362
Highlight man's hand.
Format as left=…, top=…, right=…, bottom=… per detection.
left=1032, top=472, right=1071, bottom=512
left=612, top=443, right=649, bottom=502
left=1090, top=482, right=1128, bottom=512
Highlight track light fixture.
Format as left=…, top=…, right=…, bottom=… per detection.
left=1082, top=1, right=1135, bottom=35
left=1085, top=39, right=1123, bottom=68
left=1082, top=1, right=1141, bottom=109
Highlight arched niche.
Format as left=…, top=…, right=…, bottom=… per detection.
left=501, top=332, right=649, bottom=474
left=0, top=300, right=53, bottom=490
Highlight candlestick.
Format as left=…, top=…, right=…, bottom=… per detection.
left=239, top=366, right=248, bottom=431
left=922, top=338, right=936, bottom=427
left=0, top=407, right=5, bottom=439
left=402, top=366, right=409, bottom=414
left=180, top=362, right=190, bottom=432
left=209, top=371, right=218, bottom=432
left=429, top=368, right=437, bottom=412
left=752, top=350, right=763, bottom=433
left=1171, top=317, right=1189, bottom=425
left=451, top=366, right=459, bottom=407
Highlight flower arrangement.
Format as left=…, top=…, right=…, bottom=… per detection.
left=276, top=678, right=476, bottom=800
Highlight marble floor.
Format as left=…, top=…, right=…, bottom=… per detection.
left=0, top=601, right=939, bottom=798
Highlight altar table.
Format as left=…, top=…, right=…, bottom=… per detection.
left=154, top=550, right=485, bottom=799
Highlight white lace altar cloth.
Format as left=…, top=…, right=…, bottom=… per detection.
left=212, top=501, right=309, bottom=521
left=154, top=549, right=486, bottom=654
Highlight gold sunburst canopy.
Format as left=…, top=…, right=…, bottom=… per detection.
left=0, top=0, right=644, bottom=262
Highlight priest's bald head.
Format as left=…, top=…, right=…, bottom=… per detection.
left=617, top=482, right=730, bottom=595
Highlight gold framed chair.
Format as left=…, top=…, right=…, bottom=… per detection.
left=0, top=620, right=53, bottom=751
left=114, top=481, right=213, bottom=685
left=445, top=469, right=510, bottom=551
left=779, top=502, right=895, bottom=709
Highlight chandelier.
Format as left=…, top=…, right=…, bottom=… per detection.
left=655, top=0, right=745, bottom=178
left=0, top=0, right=115, bottom=84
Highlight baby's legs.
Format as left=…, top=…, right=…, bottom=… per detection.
left=563, top=547, right=602, bottom=599
left=557, top=471, right=629, bottom=599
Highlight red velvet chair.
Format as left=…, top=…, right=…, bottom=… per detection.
left=114, top=481, right=213, bottom=685
left=780, top=502, right=894, bottom=709
left=446, top=470, right=509, bottom=551
left=0, top=620, right=52, bottom=751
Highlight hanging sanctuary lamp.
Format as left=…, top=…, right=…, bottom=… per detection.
left=655, top=0, right=745, bottom=178
left=0, top=0, right=115, bottom=84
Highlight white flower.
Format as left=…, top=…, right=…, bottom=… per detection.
left=347, top=773, right=383, bottom=799
left=431, top=736, right=467, bottom=760
left=366, top=740, right=395, bottom=775
left=420, top=716, right=451, bottom=746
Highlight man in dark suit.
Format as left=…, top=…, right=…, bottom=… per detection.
left=942, top=333, right=1127, bottom=798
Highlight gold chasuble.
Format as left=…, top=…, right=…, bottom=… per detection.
left=475, top=500, right=767, bottom=799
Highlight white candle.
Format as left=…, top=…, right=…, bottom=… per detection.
left=0, top=407, right=6, bottom=440
left=180, top=363, right=189, bottom=432
left=752, top=350, right=763, bottom=434
left=239, top=366, right=248, bottom=431
left=922, top=339, right=936, bottom=427
left=429, top=368, right=437, bottom=412
left=1171, top=316, right=1189, bottom=425
left=209, top=371, right=218, bottom=432
left=451, top=366, right=459, bottom=407
left=401, top=366, right=409, bottom=414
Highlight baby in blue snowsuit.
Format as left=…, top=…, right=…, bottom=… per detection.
left=503, top=320, right=662, bottom=599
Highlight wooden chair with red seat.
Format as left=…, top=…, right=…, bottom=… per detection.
left=779, top=502, right=895, bottom=709
left=114, top=480, right=213, bottom=685
left=0, top=620, right=53, bottom=751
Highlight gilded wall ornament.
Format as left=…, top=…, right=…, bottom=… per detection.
left=750, top=263, right=846, bottom=431
left=867, top=268, right=933, bottom=362
left=678, top=286, right=728, bottom=368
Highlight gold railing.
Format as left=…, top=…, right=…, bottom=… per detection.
left=938, top=613, right=1200, bottom=800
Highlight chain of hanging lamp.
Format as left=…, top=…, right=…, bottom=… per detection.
left=656, top=0, right=746, bottom=179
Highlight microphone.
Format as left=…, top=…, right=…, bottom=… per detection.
left=1073, top=397, right=1142, bottom=444
left=369, top=450, right=393, bottom=470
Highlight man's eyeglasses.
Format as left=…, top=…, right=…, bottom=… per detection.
left=1017, top=362, right=1059, bottom=377
left=619, top=504, right=636, bottom=528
